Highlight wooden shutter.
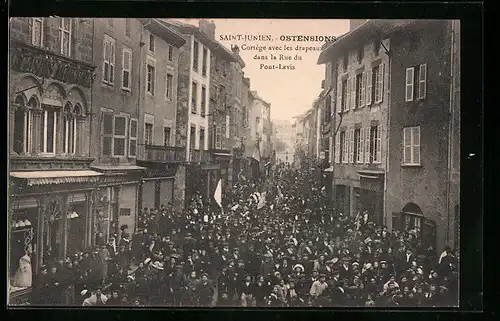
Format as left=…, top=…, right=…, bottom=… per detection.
left=349, top=129, right=354, bottom=163
left=328, top=136, right=333, bottom=164
left=405, top=67, right=414, bottom=102
left=378, top=63, right=384, bottom=103
left=419, top=63, right=427, bottom=99
left=359, top=128, right=365, bottom=164
left=364, top=127, right=370, bottom=164
left=346, top=78, right=351, bottom=111
left=335, top=133, right=340, bottom=163
left=403, top=127, right=411, bottom=164
left=361, top=72, right=366, bottom=107
left=102, top=113, right=113, bottom=156
left=350, top=78, right=356, bottom=110
left=337, top=82, right=342, bottom=112
left=366, top=69, right=373, bottom=106
left=342, top=132, right=347, bottom=164
left=376, top=125, right=382, bottom=163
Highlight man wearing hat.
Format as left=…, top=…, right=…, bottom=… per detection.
left=340, top=257, right=352, bottom=281
left=196, top=273, right=214, bottom=306
left=260, top=253, right=274, bottom=278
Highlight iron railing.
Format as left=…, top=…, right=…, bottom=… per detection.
left=137, top=144, right=186, bottom=163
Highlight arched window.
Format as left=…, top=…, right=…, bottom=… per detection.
left=63, top=102, right=76, bottom=154
left=40, top=103, right=58, bottom=155
left=13, top=95, right=30, bottom=155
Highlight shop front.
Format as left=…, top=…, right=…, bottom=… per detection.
left=137, top=163, right=177, bottom=212
left=91, top=165, right=145, bottom=243
left=8, top=170, right=101, bottom=304
left=357, top=171, right=385, bottom=226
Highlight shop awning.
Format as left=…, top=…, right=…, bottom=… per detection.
left=91, top=165, right=146, bottom=172
left=10, top=170, right=103, bottom=186
left=357, top=170, right=385, bottom=179
left=213, top=153, right=232, bottom=157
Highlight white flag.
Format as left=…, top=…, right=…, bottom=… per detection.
left=214, top=179, right=222, bottom=208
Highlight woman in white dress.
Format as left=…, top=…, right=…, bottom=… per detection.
left=13, top=251, right=32, bottom=288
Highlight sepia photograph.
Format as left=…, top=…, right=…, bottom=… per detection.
left=8, top=17, right=460, bottom=308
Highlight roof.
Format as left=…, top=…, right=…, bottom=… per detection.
left=10, top=170, right=103, bottom=186
left=317, top=19, right=417, bottom=65
left=139, top=19, right=186, bottom=48
left=250, top=91, right=270, bottom=106
left=161, top=19, right=237, bottom=63
left=91, top=165, right=146, bottom=172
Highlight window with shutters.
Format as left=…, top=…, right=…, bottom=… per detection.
left=191, top=82, right=198, bottom=114
left=405, top=67, right=414, bottom=102
left=31, top=18, right=44, bottom=47
left=129, top=118, right=137, bottom=157
left=341, top=79, right=348, bottom=112
left=201, top=86, right=207, bottom=117
left=346, top=78, right=351, bottom=112
left=102, top=113, right=113, bottom=156
left=417, top=64, right=427, bottom=100
left=359, top=127, right=365, bottom=164
left=373, top=64, right=384, bottom=103
left=349, top=129, right=354, bottom=163
left=402, top=126, right=420, bottom=166
left=59, top=18, right=72, bottom=57
left=375, top=125, right=382, bottom=163
left=114, top=116, right=127, bottom=156
left=103, top=35, right=116, bottom=85
left=122, top=47, right=132, bottom=91
left=146, top=57, right=156, bottom=95
left=350, top=77, right=356, bottom=110
left=354, top=128, right=362, bottom=163
left=193, top=41, right=199, bottom=72
left=166, top=73, right=173, bottom=100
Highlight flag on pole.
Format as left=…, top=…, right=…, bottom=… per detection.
left=214, top=179, right=222, bottom=209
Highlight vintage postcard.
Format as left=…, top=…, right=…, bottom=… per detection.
left=8, top=18, right=460, bottom=307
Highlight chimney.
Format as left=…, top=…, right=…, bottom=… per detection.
left=349, top=19, right=368, bottom=31
left=231, top=44, right=240, bottom=55
left=199, top=19, right=216, bottom=40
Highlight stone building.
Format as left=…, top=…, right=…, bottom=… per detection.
left=318, top=20, right=460, bottom=252
left=90, top=18, right=146, bottom=244
left=9, top=17, right=97, bottom=303
left=134, top=19, right=187, bottom=214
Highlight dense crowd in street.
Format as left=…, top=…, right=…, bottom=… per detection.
left=27, top=165, right=458, bottom=307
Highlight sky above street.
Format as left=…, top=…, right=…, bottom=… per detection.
left=174, top=19, right=350, bottom=121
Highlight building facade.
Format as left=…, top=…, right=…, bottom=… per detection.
left=319, top=19, right=460, bottom=252
left=248, top=91, right=272, bottom=173
left=272, top=119, right=295, bottom=166
left=135, top=19, right=187, bottom=214
left=90, top=18, right=146, bottom=244
left=386, top=20, right=459, bottom=252
left=319, top=20, right=391, bottom=226
left=9, top=17, right=97, bottom=303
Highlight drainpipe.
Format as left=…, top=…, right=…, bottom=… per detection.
left=446, top=21, right=456, bottom=247
left=380, top=38, right=391, bottom=229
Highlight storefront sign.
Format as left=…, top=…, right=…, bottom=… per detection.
left=10, top=43, right=95, bottom=88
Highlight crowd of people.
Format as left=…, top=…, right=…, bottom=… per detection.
left=29, top=164, right=458, bottom=307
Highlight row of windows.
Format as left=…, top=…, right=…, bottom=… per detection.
left=190, top=82, right=208, bottom=116
left=31, top=18, right=72, bottom=57
left=339, top=63, right=384, bottom=113
left=13, top=97, right=85, bottom=156
left=335, top=125, right=382, bottom=164
left=333, top=125, right=421, bottom=166
left=144, top=121, right=172, bottom=147
left=103, top=34, right=174, bottom=100
left=147, top=31, right=174, bottom=62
